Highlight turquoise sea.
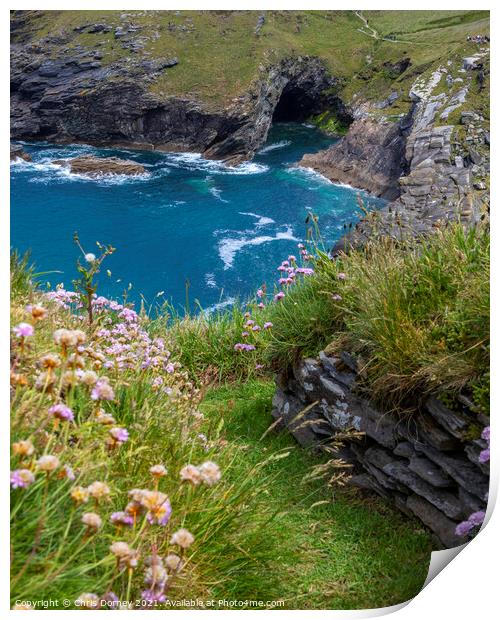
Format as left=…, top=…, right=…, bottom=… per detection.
left=10, top=123, right=384, bottom=311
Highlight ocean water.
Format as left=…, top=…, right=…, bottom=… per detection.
left=10, top=123, right=385, bottom=312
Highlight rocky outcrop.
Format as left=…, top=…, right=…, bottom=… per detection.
left=301, top=56, right=489, bottom=246
left=52, top=156, right=145, bottom=176
left=272, top=352, right=489, bottom=548
left=299, top=118, right=408, bottom=200
left=10, top=14, right=339, bottom=164
left=10, top=143, right=31, bottom=161
left=204, top=57, right=346, bottom=164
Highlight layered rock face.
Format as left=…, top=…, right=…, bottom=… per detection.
left=272, top=352, right=489, bottom=548
left=300, top=118, right=408, bottom=200
left=204, top=57, right=346, bottom=163
left=11, top=15, right=339, bottom=165
left=52, top=156, right=145, bottom=176
left=301, top=56, right=490, bottom=245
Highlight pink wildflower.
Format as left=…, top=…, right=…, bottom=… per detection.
left=11, top=469, right=35, bottom=489
left=109, top=427, right=129, bottom=445
left=91, top=379, right=115, bottom=401
left=12, top=323, right=34, bottom=338
left=49, top=403, right=74, bottom=422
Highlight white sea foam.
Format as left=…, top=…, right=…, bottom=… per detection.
left=12, top=157, right=151, bottom=185
left=258, top=140, right=292, bottom=154
left=294, top=165, right=366, bottom=193
left=239, top=212, right=275, bottom=227
left=163, top=152, right=268, bottom=175
left=209, top=186, right=228, bottom=202
left=218, top=226, right=298, bottom=270
left=291, top=166, right=335, bottom=186
left=204, top=297, right=236, bottom=315
left=204, top=273, right=217, bottom=288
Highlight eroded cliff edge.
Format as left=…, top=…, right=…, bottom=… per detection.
left=300, top=53, right=490, bottom=241
left=11, top=12, right=347, bottom=164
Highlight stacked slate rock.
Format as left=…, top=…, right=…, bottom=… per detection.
left=272, top=351, right=489, bottom=548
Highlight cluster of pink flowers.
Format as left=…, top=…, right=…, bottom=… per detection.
left=234, top=343, right=256, bottom=352
left=232, top=243, right=317, bottom=355
left=455, top=510, right=486, bottom=537
left=46, top=290, right=182, bottom=397
left=12, top=322, right=34, bottom=338
left=479, top=426, right=490, bottom=463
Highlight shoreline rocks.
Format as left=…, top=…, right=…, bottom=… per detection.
left=299, top=118, right=408, bottom=200
left=11, top=22, right=339, bottom=166
left=52, top=155, right=145, bottom=177
left=10, top=143, right=31, bottom=161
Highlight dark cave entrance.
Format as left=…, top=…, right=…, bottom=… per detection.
left=272, top=84, right=320, bottom=122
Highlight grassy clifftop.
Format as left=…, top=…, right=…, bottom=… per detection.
left=13, top=10, right=489, bottom=106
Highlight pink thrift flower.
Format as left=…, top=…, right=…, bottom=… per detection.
left=49, top=403, right=74, bottom=422
left=13, top=322, right=34, bottom=338
left=479, top=448, right=490, bottom=463
left=274, top=292, right=285, bottom=301
left=11, top=469, right=35, bottom=489
left=109, top=427, right=129, bottom=445
left=110, top=511, right=134, bottom=527
left=147, top=499, right=172, bottom=526
left=91, top=379, right=115, bottom=401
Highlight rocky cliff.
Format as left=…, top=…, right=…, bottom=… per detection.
left=301, top=51, right=490, bottom=244
left=11, top=10, right=488, bottom=172
left=300, top=118, right=408, bottom=200
left=11, top=12, right=345, bottom=164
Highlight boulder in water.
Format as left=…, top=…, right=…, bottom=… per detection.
left=10, top=143, right=31, bottom=161
left=52, top=155, right=145, bottom=177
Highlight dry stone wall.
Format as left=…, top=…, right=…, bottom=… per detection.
left=272, top=351, right=489, bottom=548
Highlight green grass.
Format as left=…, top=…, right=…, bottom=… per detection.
left=14, top=10, right=489, bottom=108
left=10, top=279, right=283, bottom=608
left=200, top=380, right=432, bottom=609
left=264, top=224, right=489, bottom=409
left=10, top=257, right=433, bottom=610
left=161, top=224, right=489, bottom=415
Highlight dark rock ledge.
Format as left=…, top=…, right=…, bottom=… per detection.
left=52, top=155, right=145, bottom=177
left=272, top=352, right=489, bottom=548
left=10, top=143, right=31, bottom=161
